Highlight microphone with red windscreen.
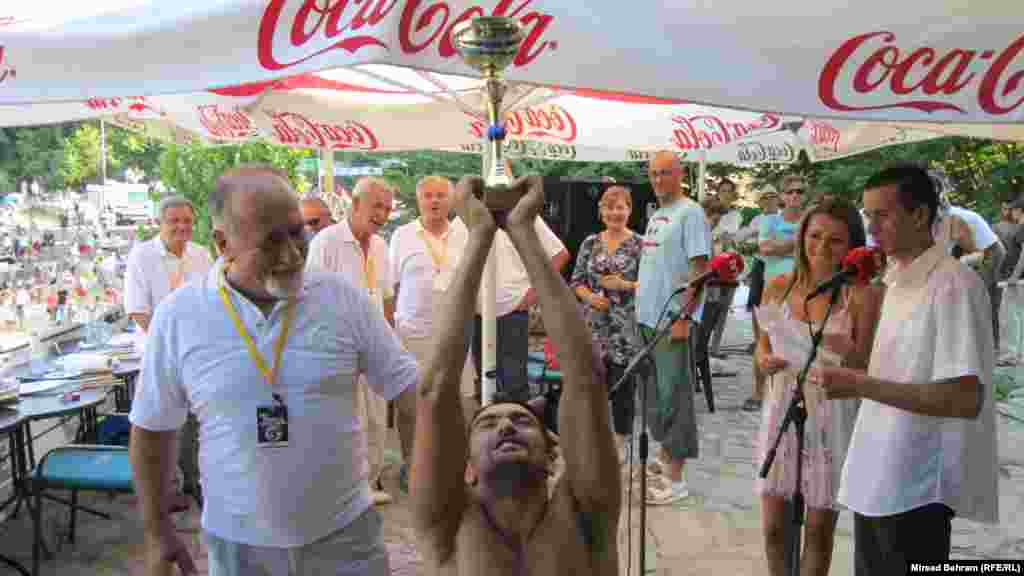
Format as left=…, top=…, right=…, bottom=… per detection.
left=685, top=251, right=746, bottom=291
left=804, top=246, right=881, bottom=301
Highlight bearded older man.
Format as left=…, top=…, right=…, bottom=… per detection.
left=128, top=165, right=418, bottom=576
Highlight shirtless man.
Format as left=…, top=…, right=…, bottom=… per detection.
left=410, top=175, right=622, bottom=575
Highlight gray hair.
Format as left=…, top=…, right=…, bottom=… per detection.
left=352, top=177, right=394, bottom=202
left=415, top=175, right=453, bottom=197
left=157, top=195, right=195, bottom=221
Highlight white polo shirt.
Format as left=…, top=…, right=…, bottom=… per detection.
left=129, top=261, right=418, bottom=547
left=486, top=217, right=566, bottom=318
left=305, top=219, right=393, bottom=314
left=838, top=244, right=999, bottom=523
left=123, top=237, right=213, bottom=316
left=389, top=217, right=469, bottom=339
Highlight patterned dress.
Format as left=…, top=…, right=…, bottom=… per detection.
left=570, top=232, right=644, bottom=366
left=755, top=287, right=861, bottom=510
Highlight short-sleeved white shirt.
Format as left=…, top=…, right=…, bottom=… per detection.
left=485, top=217, right=567, bottom=318
left=838, top=244, right=999, bottom=523
left=129, top=261, right=419, bottom=547
left=304, top=219, right=394, bottom=314
left=389, top=218, right=469, bottom=339
left=123, top=237, right=212, bottom=316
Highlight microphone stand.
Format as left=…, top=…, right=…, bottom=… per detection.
left=612, top=283, right=703, bottom=576
left=758, top=283, right=842, bottom=576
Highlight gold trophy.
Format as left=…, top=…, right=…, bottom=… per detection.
left=451, top=16, right=525, bottom=212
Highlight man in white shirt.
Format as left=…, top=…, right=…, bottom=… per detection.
left=812, top=164, right=998, bottom=574
left=470, top=210, right=569, bottom=403
left=128, top=165, right=418, bottom=576
left=123, top=195, right=213, bottom=507
left=709, top=178, right=742, bottom=358
left=305, top=176, right=398, bottom=505
left=123, top=195, right=213, bottom=333
left=389, top=176, right=474, bottom=396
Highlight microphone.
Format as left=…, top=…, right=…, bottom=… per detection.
left=804, top=246, right=880, bottom=301
left=682, top=251, right=745, bottom=292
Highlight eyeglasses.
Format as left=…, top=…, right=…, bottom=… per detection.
left=784, top=188, right=805, bottom=196
left=648, top=169, right=676, bottom=179
left=304, top=218, right=321, bottom=227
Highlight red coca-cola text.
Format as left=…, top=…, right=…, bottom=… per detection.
left=258, top=0, right=556, bottom=71
left=819, top=31, right=1024, bottom=115
left=198, top=105, right=258, bottom=139
left=671, top=113, right=780, bottom=151
left=807, top=121, right=841, bottom=152
left=468, top=104, right=576, bottom=142
left=268, top=111, right=380, bottom=150
left=0, top=45, right=14, bottom=84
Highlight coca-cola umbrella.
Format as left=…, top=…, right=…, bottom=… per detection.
left=1, top=0, right=1022, bottom=125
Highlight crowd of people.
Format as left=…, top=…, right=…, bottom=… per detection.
left=118, top=156, right=999, bottom=576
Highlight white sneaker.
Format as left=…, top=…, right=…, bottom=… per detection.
left=644, top=475, right=689, bottom=506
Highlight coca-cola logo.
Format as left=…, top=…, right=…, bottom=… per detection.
left=671, top=113, right=780, bottom=151
left=83, top=96, right=165, bottom=116
left=807, top=121, right=841, bottom=152
left=819, top=31, right=1024, bottom=116
left=468, top=105, right=577, bottom=142
left=267, top=111, right=380, bottom=150
left=257, top=0, right=556, bottom=71
left=198, top=105, right=259, bottom=140
left=736, top=142, right=796, bottom=164
left=0, top=46, right=14, bottom=84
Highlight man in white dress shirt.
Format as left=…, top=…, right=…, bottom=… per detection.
left=123, top=195, right=213, bottom=333
left=305, top=177, right=399, bottom=505
left=389, top=176, right=474, bottom=396
left=812, top=164, right=998, bottom=574
left=123, top=195, right=213, bottom=507
left=129, top=165, right=417, bottom=575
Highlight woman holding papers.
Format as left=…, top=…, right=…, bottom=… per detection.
left=753, top=199, right=883, bottom=576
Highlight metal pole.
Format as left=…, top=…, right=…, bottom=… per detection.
left=481, top=242, right=498, bottom=405
left=697, top=152, right=707, bottom=202
left=321, top=148, right=334, bottom=201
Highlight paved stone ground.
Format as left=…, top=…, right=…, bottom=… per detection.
left=1, top=304, right=1021, bottom=575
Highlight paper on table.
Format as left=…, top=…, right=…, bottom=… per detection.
left=754, top=303, right=814, bottom=373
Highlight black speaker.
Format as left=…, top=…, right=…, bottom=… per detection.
left=539, top=178, right=657, bottom=281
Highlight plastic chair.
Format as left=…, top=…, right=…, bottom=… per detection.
left=32, top=445, right=134, bottom=576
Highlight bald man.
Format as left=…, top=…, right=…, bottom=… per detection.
left=301, top=197, right=335, bottom=236
left=635, top=151, right=710, bottom=505
left=129, top=165, right=417, bottom=576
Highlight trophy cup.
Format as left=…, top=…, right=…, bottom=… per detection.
left=451, top=16, right=525, bottom=212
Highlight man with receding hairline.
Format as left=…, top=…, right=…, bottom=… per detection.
left=301, top=197, right=335, bottom=235
left=411, top=174, right=621, bottom=576
left=129, top=164, right=418, bottom=575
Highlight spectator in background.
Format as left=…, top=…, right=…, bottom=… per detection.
left=571, top=185, right=643, bottom=462
left=306, top=177, right=399, bottom=506
left=708, top=179, right=743, bottom=358
left=746, top=176, right=804, bottom=412
left=738, top=186, right=780, bottom=405
left=301, top=197, right=336, bottom=237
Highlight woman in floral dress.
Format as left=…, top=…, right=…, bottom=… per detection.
left=755, top=199, right=883, bottom=576
left=571, top=185, right=644, bottom=457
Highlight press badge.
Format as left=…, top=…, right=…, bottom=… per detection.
left=256, top=393, right=289, bottom=448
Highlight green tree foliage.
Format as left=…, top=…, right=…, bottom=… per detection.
left=157, top=141, right=312, bottom=247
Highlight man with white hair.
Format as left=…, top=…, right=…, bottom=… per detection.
left=129, top=165, right=417, bottom=575
left=306, top=176, right=399, bottom=504
left=123, top=194, right=213, bottom=506
left=124, top=195, right=213, bottom=333
left=389, top=176, right=475, bottom=396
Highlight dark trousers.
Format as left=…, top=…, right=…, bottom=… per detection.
left=854, top=503, right=954, bottom=576
left=606, top=361, right=636, bottom=436
left=472, top=311, right=530, bottom=402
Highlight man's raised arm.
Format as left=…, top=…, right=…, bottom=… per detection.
left=410, top=176, right=498, bottom=556
left=503, top=177, right=622, bottom=515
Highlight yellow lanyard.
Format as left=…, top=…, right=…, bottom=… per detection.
left=218, top=285, right=296, bottom=388
left=418, top=226, right=448, bottom=272
left=361, top=250, right=377, bottom=292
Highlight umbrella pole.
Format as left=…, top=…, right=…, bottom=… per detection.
left=481, top=241, right=498, bottom=406
left=320, top=148, right=334, bottom=198
left=697, top=153, right=707, bottom=202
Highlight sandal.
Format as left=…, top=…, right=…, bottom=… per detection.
left=741, top=397, right=762, bottom=412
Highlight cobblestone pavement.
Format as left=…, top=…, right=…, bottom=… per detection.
left=1, top=308, right=1020, bottom=575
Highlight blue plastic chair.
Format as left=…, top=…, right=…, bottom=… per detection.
left=32, top=445, right=134, bottom=576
